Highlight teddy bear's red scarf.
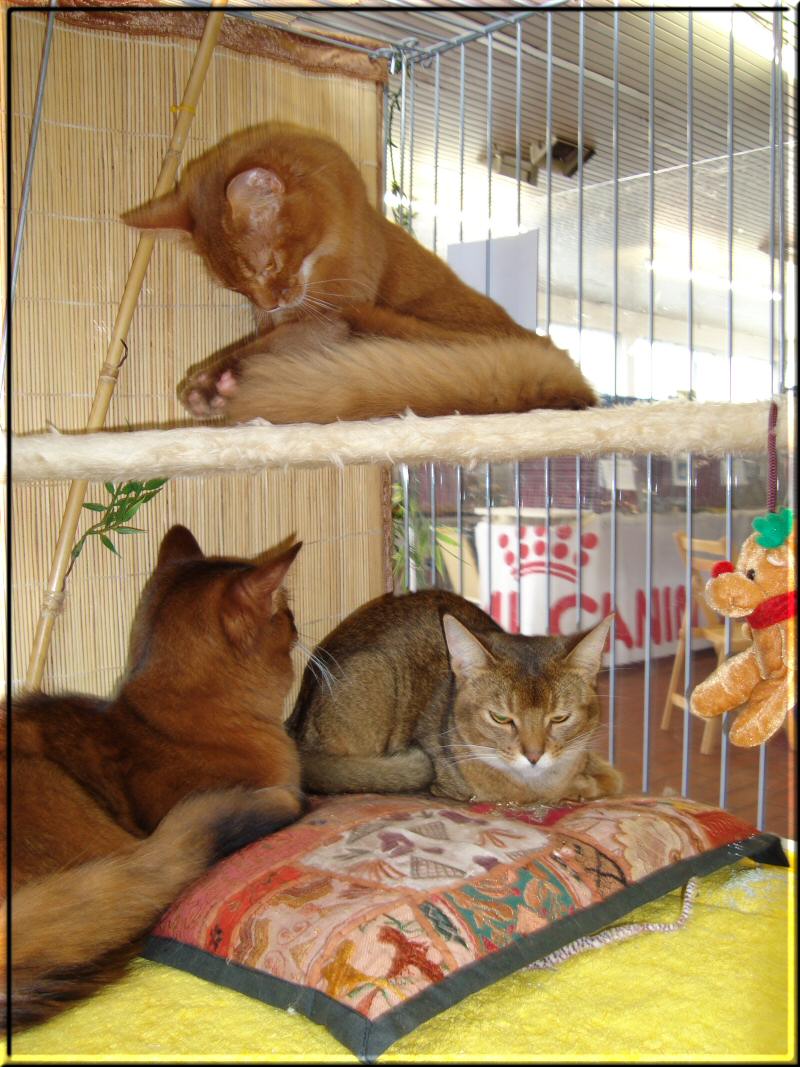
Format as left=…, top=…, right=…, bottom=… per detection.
left=748, top=591, right=797, bottom=630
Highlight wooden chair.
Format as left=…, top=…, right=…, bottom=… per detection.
left=660, top=533, right=753, bottom=755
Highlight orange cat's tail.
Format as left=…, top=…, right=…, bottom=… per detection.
left=202, top=331, right=597, bottom=425
left=3, top=786, right=302, bottom=1033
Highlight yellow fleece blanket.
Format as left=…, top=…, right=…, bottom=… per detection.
left=8, top=858, right=795, bottom=1063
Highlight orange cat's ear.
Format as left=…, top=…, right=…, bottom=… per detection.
left=442, top=615, right=494, bottom=678
left=121, top=190, right=194, bottom=237
left=563, top=614, right=613, bottom=678
left=222, top=542, right=302, bottom=647
left=226, top=168, right=284, bottom=225
left=157, top=525, right=204, bottom=567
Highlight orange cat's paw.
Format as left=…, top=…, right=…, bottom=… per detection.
left=179, top=364, right=240, bottom=419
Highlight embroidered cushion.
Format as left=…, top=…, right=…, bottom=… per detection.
left=144, top=793, right=786, bottom=1062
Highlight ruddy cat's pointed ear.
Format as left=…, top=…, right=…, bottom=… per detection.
left=120, top=190, right=194, bottom=237
left=157, top=525, right=204, bottom=568
left=226, top=168, right=284, bottom=225
left=222, top=542, right=302, bottom=647
left=563, top=614, right=613, bottom=678
left=442, top=615, right=494, bottom=678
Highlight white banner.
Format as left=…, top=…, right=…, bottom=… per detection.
left=475, top=508, right=759, bottom=665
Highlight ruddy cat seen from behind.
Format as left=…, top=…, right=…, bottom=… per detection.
left=2, top=526, right=304, bottom=1031
left=123, top=122, right=595, bottom=423
left=286, top=589, right=622, bottom=805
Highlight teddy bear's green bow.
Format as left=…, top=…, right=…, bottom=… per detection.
left=752, top=507, right=794, bottom=548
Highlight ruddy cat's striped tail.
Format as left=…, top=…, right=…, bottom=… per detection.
left=181, top=329, right=597, bottom=425
left=3, top=786, right=302, bottom=1032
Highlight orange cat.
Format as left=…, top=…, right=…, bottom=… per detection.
left=123, top=122, right=595, bottom=423
left=2, top=526, right=304, bottom=1031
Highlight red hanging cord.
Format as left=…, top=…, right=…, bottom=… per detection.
left=767, top=400, right=778, bottom=513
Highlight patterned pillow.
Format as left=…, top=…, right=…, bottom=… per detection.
left=144, top=793, right=787, bottom=1061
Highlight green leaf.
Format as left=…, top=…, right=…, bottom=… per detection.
left=114, top=526, right=144, bottom=535
left=82, top=502, right=107, bottom=513
left=144, top=478, right=168, bottom=491
left=104, top=482, right=116, bottom=496
left=100, top=534, right=120, bottom=556
left=71, top=540, right=85, bottom=559
left=120, top=480, right=143, bottom=495
left=121, top=499, right=145, bottom=520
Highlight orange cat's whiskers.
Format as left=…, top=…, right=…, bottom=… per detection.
left=297, top=299, right=336, bottom=327
left=301, top=295, right=339, bottom=315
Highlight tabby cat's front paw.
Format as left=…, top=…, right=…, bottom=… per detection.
left=179, top=362, right=240, bottom=420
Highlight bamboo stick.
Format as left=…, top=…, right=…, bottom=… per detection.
left=23, top=2, right=228, bottom=691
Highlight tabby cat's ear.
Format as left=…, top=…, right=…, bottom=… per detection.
left=226, top=168, right=284, bottom=226
left=222, top=542, right=302, bottom=647
left=157, top=525, right=204, bottom=568
left=120, top=191, right=194, bottom=238
left=563, top=614, right=613, bottom=678
left=442, top=615, right=494, bottom=678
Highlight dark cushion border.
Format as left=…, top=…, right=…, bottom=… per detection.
left=142, top=832, right=787, bottom=1062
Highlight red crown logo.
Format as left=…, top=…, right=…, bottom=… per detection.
left=498, top=525, right=599, bottom=585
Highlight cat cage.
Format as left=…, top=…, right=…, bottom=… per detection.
left=243, top=2, right=795, bottom=836
left=5, top=5, right=795, bottom=839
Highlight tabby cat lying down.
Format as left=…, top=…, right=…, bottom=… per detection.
left=1, top=526, right=304, bottom=1032
left=123, top=122, right=596, bottom=423
left=287, top=589, right=622, bottom=805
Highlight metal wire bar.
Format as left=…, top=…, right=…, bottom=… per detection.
left=408, top=59, right=416, bottom=227
left=755, top=9, right=782, bottom=831
left=458, top=44, right=465, bottom=242
left=382, top=82, right=391, bottom=215
left=545, top=12, right=553, bottom=332
left=514, top=20, right=522, bottom=634
left=608, top=8, right=621, bottom=766
left=402, top=463, right=411, bottom=591
left=544, top=11, right=553, bottom=637
left=406, top=4, right=646, bottom=107
left=768, top=11, right=777, bottom=399
left=399, top=53, right=407, bottom=204
left=544, top=456, right=551, bottom=635
left=575, top=4, right=586, bottom=634
left=181, top=2, right=385, bottom=56
left=485, top=464, right=493, bottom=618
left=432, top=52, right=441, bottom=254
left=412, top=8, right=539, bottom=62
left=514, top=462, right=522, bottom=633
left=430, top=463, right=437, bottom=588
left=776, top=11, right=787, bottom=393
left=456, top=465, right=464, bottom=597
left=720, top=12, right=735, bottom=809
left=1, top=7, right=57, bottom=408
left=642, top=10, right=656, bottom=794
left=681, top=13, right=695, bottom=799
left=485, top=31, right=493, bottom=297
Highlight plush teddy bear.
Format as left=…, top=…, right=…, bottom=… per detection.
left=690, top=508, right=796, bottom=747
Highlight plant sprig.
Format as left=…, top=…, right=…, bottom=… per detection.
left=392, top=482, right=459, bottom=589
left=69, top=478, right=168, bottom=574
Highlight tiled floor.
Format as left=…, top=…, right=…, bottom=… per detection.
left=597, top=649, right=796, bottom=841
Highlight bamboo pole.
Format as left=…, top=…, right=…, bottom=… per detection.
left=23, top=2, right=228, bottom=691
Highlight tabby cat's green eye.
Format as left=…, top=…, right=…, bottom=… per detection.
left=550, top=713, right=569, bottom=724
left=489, top=711, right=512, bottom=724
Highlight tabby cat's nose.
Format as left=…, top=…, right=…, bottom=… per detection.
left=525, top=751, right=542, bottom=765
